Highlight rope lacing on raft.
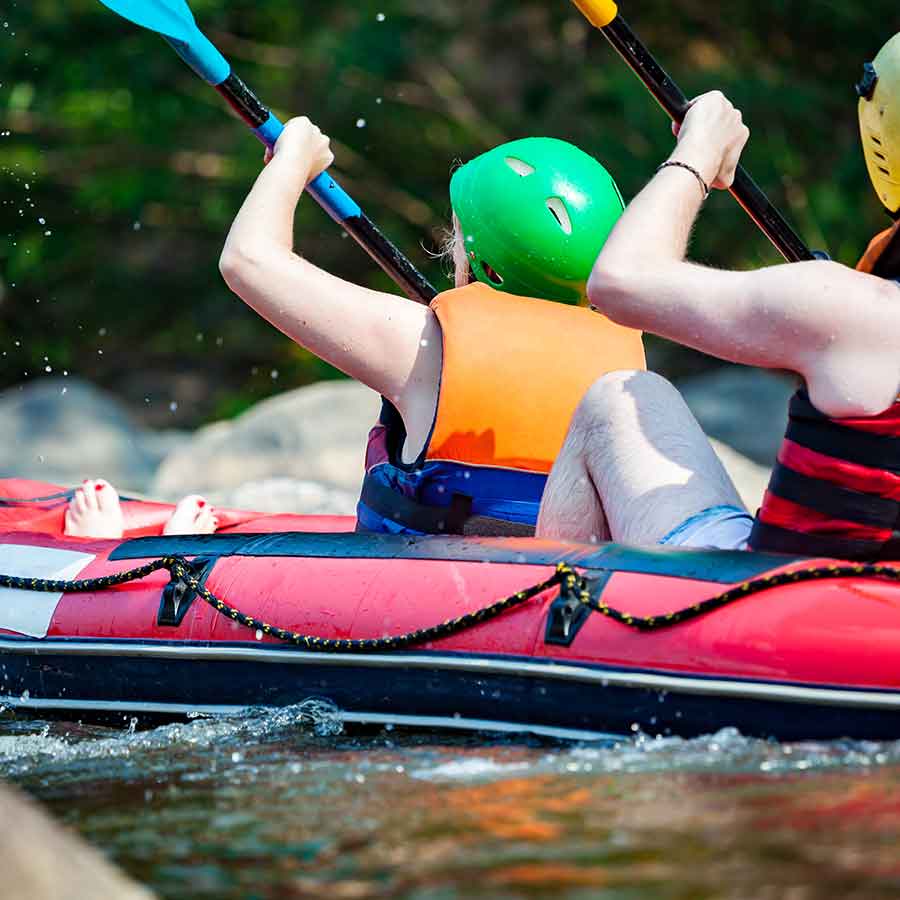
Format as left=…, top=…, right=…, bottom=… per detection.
left=1, top=557, right=900, bottom=649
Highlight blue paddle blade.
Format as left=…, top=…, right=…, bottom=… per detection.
left=97, top=0, right=230, bottom=85
left=96, top=0, right=196, bottom=43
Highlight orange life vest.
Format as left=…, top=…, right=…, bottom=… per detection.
left=857, top=221, right=900, bottom=276
left=357, top=282, right=645, bottom=535
left=749, top=227, right=900, bottom=559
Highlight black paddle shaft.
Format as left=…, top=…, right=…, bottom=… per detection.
left=602, top=16, right=814, bottom=263
left=215, top=71, right=438, bottom=304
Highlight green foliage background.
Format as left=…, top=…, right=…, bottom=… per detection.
left=1, top=0, right=898, bottom=425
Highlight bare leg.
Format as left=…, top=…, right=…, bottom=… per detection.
left=64, top=479, right=125, bottom=539
left=537, top=370, right=744, bottom=545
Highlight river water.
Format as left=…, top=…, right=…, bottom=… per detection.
left=3, top=705, right=900, bottom=898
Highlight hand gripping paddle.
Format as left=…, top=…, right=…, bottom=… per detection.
left=96, top=0, right=437, bottom=303
left=570, top=0, right=814, bottom=262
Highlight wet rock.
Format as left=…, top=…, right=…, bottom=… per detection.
left=212, top=477, right=358, bottom=516
left=0, top=781, right=154, bottom=899
left=678, top=366, right=795, bottom=465
left=151, top=380, right=381, bottom=501
left=0, top=378, right=188, bottom=493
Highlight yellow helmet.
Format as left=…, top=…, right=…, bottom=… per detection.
left=858, top=33, right=900, bottom=215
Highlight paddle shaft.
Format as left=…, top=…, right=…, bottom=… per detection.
left=213, top=69, right=436, bottom=303
left=572, top=1, right=813, bottom=262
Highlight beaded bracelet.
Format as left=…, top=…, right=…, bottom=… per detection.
left=656, top=160, right=710, bottom=199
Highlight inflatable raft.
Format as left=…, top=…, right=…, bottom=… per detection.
left=2, top=478, right=900, bottom=741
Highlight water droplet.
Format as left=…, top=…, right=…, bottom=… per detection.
left=255, top=629, right=263, bottom=641
left=270, top=369, right=279, bottom=380
left=169, top=401, right=178, bottom=413
left=376, top=12, right=385, bottom=21
left=44, top=365, right=50, bottom=373
left=231, top=751, right=243, bottom=763
left=356, top=118, right=367, bottom=128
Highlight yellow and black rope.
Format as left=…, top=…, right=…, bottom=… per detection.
left=0, top=556, right=568, bottom=652
left=565, top=560, right=900, bottom=631
left=1, top=556, right=899, bottom=648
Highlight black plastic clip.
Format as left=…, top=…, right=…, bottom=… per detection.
left=544, top=569, right=612, bottom=647
left=856, top=62, right=878, bottom=101
left=158, top=557, right=215, bottom=627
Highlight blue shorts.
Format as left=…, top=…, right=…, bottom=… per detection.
left=659, top=505, right=753, bottom=551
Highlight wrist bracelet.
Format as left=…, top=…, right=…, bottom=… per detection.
left=656, top=160, right=710, bottom=199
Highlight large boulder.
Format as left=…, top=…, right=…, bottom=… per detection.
left=0, top=378, right=186, bottom=493
left=151, top=380, right=382, bottom=501
left=214, top=477, right=358, bottom=516
left=678, top=366, right=795, bottom=465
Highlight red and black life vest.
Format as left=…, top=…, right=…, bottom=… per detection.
left=749, top=223, right=900, bottom=559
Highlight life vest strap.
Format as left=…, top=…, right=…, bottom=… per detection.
left=360, top=477, right=472, bottom=534
left=358, top=475, right=536, bottom=537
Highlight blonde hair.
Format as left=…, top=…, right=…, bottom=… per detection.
left=428, top=213, right=470, bottom=288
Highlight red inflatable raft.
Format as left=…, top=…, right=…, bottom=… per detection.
left=1, top=478, right=899, bottom=741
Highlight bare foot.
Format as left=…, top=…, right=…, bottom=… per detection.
left=163, top=495, right=218, bottom=535
left=64, top=479, right=125, bottom=539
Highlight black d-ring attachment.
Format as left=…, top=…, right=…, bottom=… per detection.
left=544, top=569, right=612, bottom=647
left=158, top=556, right=215, bottom=627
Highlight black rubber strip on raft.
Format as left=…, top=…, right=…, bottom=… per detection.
left=108, top=532, right=797, bottom=584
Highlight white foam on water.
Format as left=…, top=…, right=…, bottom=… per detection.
left=410, top=757, right=531, bottom=782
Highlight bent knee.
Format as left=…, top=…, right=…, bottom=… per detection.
left=573, top=370, right=677, bottom=426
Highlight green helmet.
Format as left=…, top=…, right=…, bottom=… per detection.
left=449, top=137, right=624, bottom=304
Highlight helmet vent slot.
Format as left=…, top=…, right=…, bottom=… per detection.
left=871, top=135, right=883, bottom=145
left=546, top=197, right=572, bottom=235
left=481, top=261, right=504, bottom=285
left=878, top=166, right=891, bottom=176
left=504, top=157, right=535, bottom=177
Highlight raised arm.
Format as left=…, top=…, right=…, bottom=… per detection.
left=587, top=92, right=900, bottom=417
left=218, top=117, right=440, bottom=417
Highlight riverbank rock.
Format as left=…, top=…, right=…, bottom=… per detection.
left=0, top=378, right=187, bottom=493
left=678, top=366, right=795, bottom=465
left=214, top=477, right=358, bottom=516
left=0, top=781, right=154, bottom=899
left=151, top=380, right=382, bottom=501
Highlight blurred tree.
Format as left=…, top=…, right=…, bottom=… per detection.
left=1, top=0, right=898, bottom=424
